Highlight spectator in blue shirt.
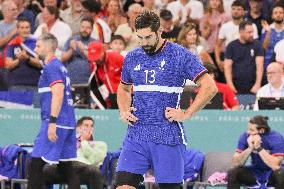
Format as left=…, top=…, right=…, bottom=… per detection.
left=61, top=16, right=95, bottom=85
left=5, top=17, right=41, bottom=92
left=261, top=4, right=284, bottom=69
left=224, top=20, right=264, bottom=94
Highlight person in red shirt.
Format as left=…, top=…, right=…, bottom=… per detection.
left=88, top=41, right=124, bottom=94
left=204, top=63, right=240, bottom=110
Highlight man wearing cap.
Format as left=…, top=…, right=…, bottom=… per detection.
left=88, top=41, right=124, bottom=106
left=61, top=16, right=95, bottom=85
left=160, top=9, right=181, bottom=43
left=227, top=115, right=284, bottom=189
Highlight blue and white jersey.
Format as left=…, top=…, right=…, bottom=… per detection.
left=38, top=57, right=76, bottom=129
left=121, top=41, right=207, bottom=145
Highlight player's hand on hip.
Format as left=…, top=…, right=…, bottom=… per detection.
left=165, top=107, right=187, bottom=122
left=48, top=123, right=58, bottom=142
left=120, top=107, right=138, bottom=126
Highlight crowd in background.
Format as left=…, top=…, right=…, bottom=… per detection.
left=0, top=0, right=283, bottom=110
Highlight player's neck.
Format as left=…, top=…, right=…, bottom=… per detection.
left=154, top=38, right=166, bottom=52
left=44, top=53, right=56, bottom=64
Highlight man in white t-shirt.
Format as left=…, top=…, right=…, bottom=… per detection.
left=166, top=0, right=204, bottom=24
left=215, top=0, right=258, bottom=71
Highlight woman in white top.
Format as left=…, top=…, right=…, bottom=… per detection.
left=178, top=23, right=214, bottom=64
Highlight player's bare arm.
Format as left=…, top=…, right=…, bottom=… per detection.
left=165, top=73, right=217, bottom=122
left=117, top=82, right=138, bottom=126
left=48, top=83, right=64, bottom=142
left=254, top=134, right=283, bottom=171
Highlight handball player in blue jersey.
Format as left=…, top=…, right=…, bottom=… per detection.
left=27, top=33, right=80, bottom=189
left=115, top=11, right=218, bottom=189
left=228, top=115, right=284, bottom=189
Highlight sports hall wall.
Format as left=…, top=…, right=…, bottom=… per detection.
left=0, top=109, right=283, bottom=152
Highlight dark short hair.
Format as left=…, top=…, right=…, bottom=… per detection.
left=249, top=115, right=270, bottom=133
left=81, top=16, right=94, bottom=28
left=231, top=0, right=246, bottom=10
left=46, top=6, right=60, bottom=19
left=76, top=116, right=94, bottom=127
left=17, top=17, right=31, bottom=27
left=135, top=11, right=160, bottom=33
left=111, top=35, right=126, bottom=46
left=82, top=0, right=102, bottom=14
left=159, top=9, right=173, bottom=20
left=239, top=20, right=253, bottom=31
left=272, top=2, right=284, bottom=12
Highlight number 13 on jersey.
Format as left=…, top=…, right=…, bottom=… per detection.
left=144, top=70, right=156, bottom=84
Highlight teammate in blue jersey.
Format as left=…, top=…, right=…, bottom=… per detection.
left=228, top=115, right=284, bottom=189
left=27, top=33, right=80, bottom=189
left=115, top=11, right=218, bottom=189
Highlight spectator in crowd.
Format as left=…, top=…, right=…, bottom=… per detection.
left=200, top=0, right=230, bottom=61
left=224, top=20, right=264, bottom=94
left=34, top=6, right=72, bottom=57
left=245, top=0, right=268, bottom=39
left=108, top=34, right=128, bottom=57
left=61, top=16, right=95, bottom=85
left=273, top=38, right=284, bottom=65
left=254, top=62, right=284, bottom=110
left=178, top=23, right=214, bottom=64
left=245, top=0, right=272, bottom=22
left=14, top=0, right=36, bottom=32
left=106, top=0, right=128, bottom=33
left=88, top=41, right=124, bottom=94
left=166, top=0, right=204, bottom=25
left=60, top=0, right=84, bottom=35
left=28, top=33, right=80, bottom=189
left=76, top=116, right=107, bottom=169
left=5, top=18, right=41, bottom=92
left=34, top=0, right=58, bottom=28
left=0, top=0, right=19, bottom=90
left=81, top=0, right=112, bottom=43
left=227, top=115, right=284, bottom=189
left=114, top=3, right=144, bottom=51
left=204, top=63, right=240, bottom=110
left=261, top=4, right=284, bottom=69
left=215, top=0, right=258, bottom=74
left=159, top=9, right=181, bottom=43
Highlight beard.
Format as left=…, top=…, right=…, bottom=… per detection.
left=80, top=32, right=91, bottom=40
left=142, top=35, right=159, bottom=54
left=274, top=19, right=284, bottom=24
left=38, top=54, right=46, bottom=62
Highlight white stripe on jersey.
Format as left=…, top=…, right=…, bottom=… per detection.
left=56, top=125, right=74, bottom=129
left=38, top=87, right=51, bottom=93
left=133, top=85, right=183, bottom=93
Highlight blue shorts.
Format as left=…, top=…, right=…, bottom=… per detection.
left=116, top=137, right=186, bottom=183
left=31, top=121, right=76, bottom=164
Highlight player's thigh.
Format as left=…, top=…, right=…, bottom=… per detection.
left=116, top=137, right=151, bottom=175
left=150, top=143, right=186, bottom=183
left=60, top=129, right=77, bottom=160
